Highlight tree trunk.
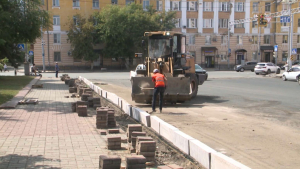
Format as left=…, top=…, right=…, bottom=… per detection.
left=91, top=61, right=94, bottom=71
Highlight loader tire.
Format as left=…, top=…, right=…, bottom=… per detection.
left=189, top=74, right=198, bottom=98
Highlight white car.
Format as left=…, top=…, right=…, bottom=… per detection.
left=282, top=67, right=300, bottom=81
left=254, top=62, right=280, bottom=75
left=130, top=64, right=145, bottom=78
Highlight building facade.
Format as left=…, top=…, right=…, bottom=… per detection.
left=34, top=0, right=300, bottom=70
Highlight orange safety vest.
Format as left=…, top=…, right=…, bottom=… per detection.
left=152, top=73, right=165, bottom=87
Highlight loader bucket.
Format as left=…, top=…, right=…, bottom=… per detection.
left=131, top=76, right=191, bottom=103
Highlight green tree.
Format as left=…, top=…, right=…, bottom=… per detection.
left=94, top=4, right=176, bottom=59
left=0, top=0, right=50, bottom=66
left=67, top=14, right=99, bottom=70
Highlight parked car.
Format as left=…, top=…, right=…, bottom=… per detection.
left=234, top=62, right=257, bottom=72
left=281, top=61, right=299, bottom=70
left=282, top=67, right=300, bottom=81
left=130, top=64, right=208, bottom=81
left=254, top=62, right=281, bottom=75
left=195, top=64, right=208, bottom=80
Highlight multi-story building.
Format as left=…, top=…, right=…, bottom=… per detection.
left=34, top=0, right=300, bottom=70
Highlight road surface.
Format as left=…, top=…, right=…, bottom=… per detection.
left=87, top=72, right=300, bottom=169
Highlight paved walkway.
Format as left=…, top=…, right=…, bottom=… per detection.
left=0, top=78, right=127, bottom=169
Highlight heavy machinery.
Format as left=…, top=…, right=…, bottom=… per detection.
left=131, top=31, right=206, bottom=103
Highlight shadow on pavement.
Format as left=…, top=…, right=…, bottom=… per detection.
left=0, top=154, right=61, bottom=169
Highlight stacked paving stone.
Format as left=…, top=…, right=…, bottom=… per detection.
left=60, top=74, right=69, bottom=81
left=125, top=155, right=146, bottom=169
left=107, top=136, right=121, bottom=150
left=99, top=155, right=121, bottom=169
left=71, top=102, right=77, bottom=112
left=127, top=132, right=147, bottom=153
left=108, top=129, right=119, bottom=134
left=81, top=93, right=92, bottom=101
left=88, top=97, right=94, bottom=107
left=93, top=98, right=101, bottom=109
left=69, top=87, right=77, bottom=93
left=107, top=108, right=117, bottom=128
left=65, top=77, right=71, bottom=85
left=78, top=87, right=88, bottom=96
left=96, top=107, right=108, bottom=129
left=134, top=137, right=153, bottom=153
left=77, top=85, right=84, bottom=95
left=77, top=105, right=87, bottom=117
left=158, top=164, right=184, bottom=169
left=127, top=124, right=143, bottom=143
left=68, top=79, right=76, bottom=87
left=136, top=141, right=156, bottom=162
left=76, top=101, right=88, bottom=116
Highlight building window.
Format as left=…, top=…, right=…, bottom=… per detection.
left=187, top=19, right=197, bottom=28
left=205, top=35, right=211, bottom=44
left=283, top=35, right=288, bottom=43
left=203, top=19, right=213, bottom=28
left=112, top=0, right=118, bottom=5
left=220, top=52, right=227, bottom=61
left=54, top=52, right=61, bottom=62
left=265, top=2, right=271, bottom=12
left=54, top=33, right=61, bottom=44
left=252, top=36, right=258, bottom=44
left=297, top=35, right=300, bottom=43
left=188, top=1, right=197, bottom=11
left=237, top=35, right=242, bottom=44
left=221, top=35, right=227, bottom=44
left=264, top=35, right=270, bottom=44
left=53, top=15, right=60, bottom=25
left=281, top=22, right=287, bottom=26
left=189, top=51, right=196, bottom=57
left=235, top=2, right=244, bottom=12
left=126, top=0, right=134, bottom=5
left=53, top=0, right=59, bottom=6
left=170, top=1, right=181, bottom=11
left=282, top=3, right=289, bottom=10
left=41, top=0, right=44, bottom=5
left=298, top=18, right=300, bottom=27
left=253, top=52, right=257, bottom=60
left=253, top=2, right=258, bottom=12
left=204, top=2, right=213, bottom=12
left=93, top=0, right=99, bottom=8
left=252, top=21, right=257, bottom=28
left=189, top=35, right=195, bottom=45
left=234, top=23, right=244, bottom=28
left=219, top=2, right=230, bottom=12
left=93, top=17, right=98, bottom=26
left=218, top=19, right=228, bottom=28
left=282, top=51, right=288, bottom=61
left=73, top=0, right=80, bottom=7
left=143, top=0, right=150, bottom=10
left=157, top=1, right=162, bottom=11
left=175, top=18, right=181, bottom=28
left=73, top=16, right=79, bottom=25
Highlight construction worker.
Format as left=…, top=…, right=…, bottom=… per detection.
left=151, top=69, right=167, bottom=113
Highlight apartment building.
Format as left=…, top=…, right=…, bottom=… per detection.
left=34, top=0, right=300, bottom=70
left=34, top=0, right=129, bottom=70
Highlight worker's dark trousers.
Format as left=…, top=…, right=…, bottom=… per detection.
left=152, top=87, right=165, bottom=111
left=56, top=71, right=58, bottom=78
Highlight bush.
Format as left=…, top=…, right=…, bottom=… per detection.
left=0, top=63, right=3, bottom=71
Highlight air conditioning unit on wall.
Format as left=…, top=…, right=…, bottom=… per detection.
left=249, top=39, right=253, bottom=42
left=212, top=38, right=217, bottom=42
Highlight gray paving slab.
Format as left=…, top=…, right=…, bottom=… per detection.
left=0, top=77, right=130, bottom=169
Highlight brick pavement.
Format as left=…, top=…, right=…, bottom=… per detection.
left=0, top=78, right=128, bottom=169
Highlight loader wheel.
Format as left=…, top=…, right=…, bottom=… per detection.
left=189, top=74, right=198, bottom=98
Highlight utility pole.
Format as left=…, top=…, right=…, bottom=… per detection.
left=227, top=3, right=233, bottom=70
left=258, top=3, right=262, bottom=62
left=288, top=2, right=293, bottom=69
left=41, top=25, right=45, bottom=72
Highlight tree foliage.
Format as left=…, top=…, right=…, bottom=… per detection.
left=0, top=0, right=50, bottom=66
left=67, top=14, right=99, bottom=70
left=94, top=4, right=176, bottom=59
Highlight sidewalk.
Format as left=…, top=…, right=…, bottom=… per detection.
left=0, top=78, right=127, bottom=169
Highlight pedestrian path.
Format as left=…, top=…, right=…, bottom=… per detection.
left=0, top=78, right=127, bottom=169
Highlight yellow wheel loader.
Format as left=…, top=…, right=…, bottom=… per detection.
left=131, top=31, right=206, bottom=103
